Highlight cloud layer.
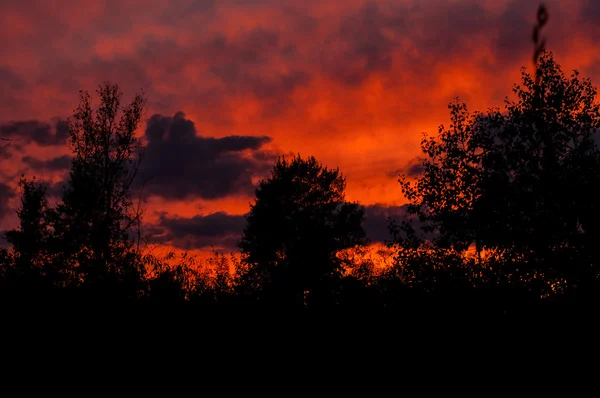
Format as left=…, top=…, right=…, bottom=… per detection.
left=148, top=204, right=411, bottom=252
left=0, top=119, right=69, bottom=148
left=139, top=111, right=275, bottom=200
left=2, top=0, right=600, bottom=251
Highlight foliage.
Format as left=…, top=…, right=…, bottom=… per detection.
left=50, top=82, right=147, bottom=295
left=239, top=154, right=367, bottom=307
left=3, top=177, right=56, bottom=293
left=396, top=52, right=600, bottom=296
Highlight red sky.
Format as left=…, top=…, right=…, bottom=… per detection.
left=1, top=0, right=600, bottom=256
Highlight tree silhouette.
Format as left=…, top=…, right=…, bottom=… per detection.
left=238, top=155, right=367, bottom=308
left=6, top=178, right=51, bottom=269
left=2, top=177, right=56, bottom=297
left=397, top=51, right=600, bottom=298
left=49, top=82, right=147, bottom=300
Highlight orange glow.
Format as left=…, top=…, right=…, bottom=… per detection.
left=1, top=0, right=599, bottom=258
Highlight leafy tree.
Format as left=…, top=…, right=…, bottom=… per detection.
left=50, top=82, right=147, bottom=298
left=239, top=155, right=367, bottom=308
left=396, top=52, right=600, bottom=296
left=3, top=177, right=56, bottom=291
left=144, top=252, right=192, bottom=305
left=6, top=178, right=51, bottom=267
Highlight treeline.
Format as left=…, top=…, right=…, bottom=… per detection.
left=1, top=49, right=600, bottom=314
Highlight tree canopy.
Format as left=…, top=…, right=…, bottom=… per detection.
left=239, top=155, right=367, bottom=307
left=396, top=51, right=600, bottom=297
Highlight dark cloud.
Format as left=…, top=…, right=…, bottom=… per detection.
left=22, top=155, right=71, bottom=172
left=0, top=235, right=9, bottom=249
left=137, top=37, right=181, bottom=63
left=363, top=204, right=408, bottom=243
left=0, top=67, right=26, bottom=91
left=405, top=162, right=425, bottom=178
left=205, top=28, right=281, bottom=66
left=149, top=211, right=246, bottom=251
left=406, top=1, right=489, bottom=56
left=139, top=112, right=275, bottom=200
left=148, top=204, right=421, bottom=251
left=321, top=0, right=542, bottom=89
left=490, top=1, right=537, bottom=67
left=36, top=58, right=85, bottom=94
left=328, top=2, right=395, bottom=86
left=0, top=181, right=16, bottom=219
left=99, top=0, right=217, bottom=35
left=388, top=157, right=426, bottom=179
left=159, top=0, right=216, bottom=22
left=46, top=180, right=66, bottom=199
left=252, top=70, right=310, bottom=100
left=581, top=0, right=600, bottom=21
left=0, top=119, right=68, bottom=147
left=0, top=67, right=27, bottom=118
left=364, top=203, right=439, bottom=244
left=281, top=5, right=318, bottom=34
left=206, top=28, right=311, bottom=107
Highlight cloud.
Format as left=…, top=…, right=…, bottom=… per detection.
left=362, top=204, right=408, bottom=243
left=149, top=211, right=246, bottom=251
left=581, top=0, right=600, bottom=20
left=0, top=67, right=27, bottom=118
left=151, top=204, right=413, bottom=251
left=150, top=203, right=419, bottom=251
left=0, top=66, right=25, bottom=91
left=203, top=28, right=311, bottom=117
left=22, top=155, right=71, bottom=172
left=138, top=112, right=276, bottom=200
left=324, top=2, right=395, bottom=86
left=3, top=0, right=600, bottom=254
left=388, top=156, right=426, bottom=179
left=206, top=28, right=281, bottom=67
left=0, top=119, right=68, bottom=147
left=0, top=181, right=16, bottom=219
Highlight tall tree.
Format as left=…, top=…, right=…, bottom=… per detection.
left=396, top=52, right=600, bottom=295
left=4, top=177, right=55, bottom=288
left=51, top=82, right=147, bottom=296
left=239, top=155, right=366, bottom=308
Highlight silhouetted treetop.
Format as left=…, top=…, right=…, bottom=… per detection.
left=4, top=177, right=53, bottom=285
left=239, top=154, right=366, bottom=307
left=51, top=82, right=147, bottom=292
left=397, top=51, right=600, bottom=294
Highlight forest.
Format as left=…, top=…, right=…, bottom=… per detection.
left=1, top=5, right=599, bottom=316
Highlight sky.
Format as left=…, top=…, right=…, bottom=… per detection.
left=1, top=0, right=600, bottom=257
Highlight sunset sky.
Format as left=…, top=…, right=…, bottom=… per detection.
left=1, top=0, right=600, bottom=256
